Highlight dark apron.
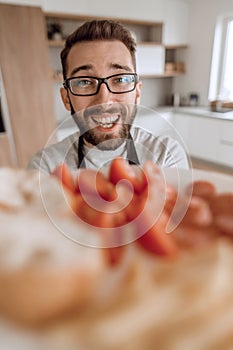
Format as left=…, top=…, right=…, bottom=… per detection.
left=77, top=133, right=140, bottom=168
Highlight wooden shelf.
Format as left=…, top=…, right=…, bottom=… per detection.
left=140, top=71, right=185, bottom=78
left=163, top=71, right=185, bottom=77
left=48, top=40, right=65, bottom=47
left=48, top=40, right=165, bottom=48
left=45, top=11, right=163, bottom=27
left=137, top=41, right=162, bottom=46
left=165, top=44, right=188, bottom=49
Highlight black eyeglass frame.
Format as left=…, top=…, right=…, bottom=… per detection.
left=63, top=73, right=139, bottom=96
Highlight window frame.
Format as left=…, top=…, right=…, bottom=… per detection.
left=208, top=13, right=233, bottom=102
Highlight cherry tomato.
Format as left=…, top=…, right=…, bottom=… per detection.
left=109, top=157, right=147, bottom=194
left=52, top=163, right=76, bottom=193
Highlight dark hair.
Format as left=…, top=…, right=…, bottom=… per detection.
left=60, top=19, right=137, bottom=79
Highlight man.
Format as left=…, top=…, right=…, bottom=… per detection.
left=28, top=19, right=189, bottom=173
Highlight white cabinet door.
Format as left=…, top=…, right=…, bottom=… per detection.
left=187, top=116, right=221, bottom=162
left=163, top=0, right=190, bottom=46
left=218, top=120, right=233, bottom=167
left=136, top=45, right=165, bottom=75
left=173, top=113, right=221, bottom=163
left=173, top=113, right=192, bottom=152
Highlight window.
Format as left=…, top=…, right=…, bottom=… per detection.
left=209, top=15, right=233, bottom=102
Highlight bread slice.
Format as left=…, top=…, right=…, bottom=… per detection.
left=0, top=168, right=124, bottom=325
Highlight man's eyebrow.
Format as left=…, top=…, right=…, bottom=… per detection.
left=69, top=63, right=133, bottom=77
left=111, top=63, right=132, bottom=71
left=70, top=65, right=92, bottom=76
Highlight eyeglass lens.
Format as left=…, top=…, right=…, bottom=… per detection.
left=67, top=74, right=137, bottom=96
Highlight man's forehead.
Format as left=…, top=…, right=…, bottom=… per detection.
left=66, top=40, right=134, bottom=75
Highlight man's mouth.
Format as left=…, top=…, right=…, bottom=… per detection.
left=91, top=114, right=120, bottom=129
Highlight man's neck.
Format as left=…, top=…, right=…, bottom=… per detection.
left=82, top=137, right=94, bottom=148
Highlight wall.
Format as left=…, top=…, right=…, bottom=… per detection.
left=43, top=0, right=165, bottom=22
left=173, top=0, right=233, bottom=106
left=0, top=0, right=164, bottom=20
left=0, top=0, right=44, bottom=6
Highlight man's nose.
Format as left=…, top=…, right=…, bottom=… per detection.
left=94, top=82, right=113, bottom=103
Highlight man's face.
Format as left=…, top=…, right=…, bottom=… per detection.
left=60, top=40, right=142, bottom=149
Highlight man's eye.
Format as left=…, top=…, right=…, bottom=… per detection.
left=74, top=79, right=92, bottom=86
left=115, top=76, right=133, bottom=83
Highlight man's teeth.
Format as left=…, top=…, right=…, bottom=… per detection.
left=92, top=115, right=119, bottom=128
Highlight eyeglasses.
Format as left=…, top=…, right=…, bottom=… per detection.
left=63, top=73, right=139, bottom=96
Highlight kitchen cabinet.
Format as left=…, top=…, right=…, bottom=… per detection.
left=174, top=112, right=233, bottom=168
left=163, top=0, right=190, bottom=46
left=0, top=4, right=57, bottom=167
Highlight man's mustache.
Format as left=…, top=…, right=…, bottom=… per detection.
left=83, top=103, right=127, bottom=118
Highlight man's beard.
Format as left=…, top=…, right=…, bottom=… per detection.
left=83, top=124, right=130, bottom=150
left=71, top=102, right=137, bottom=150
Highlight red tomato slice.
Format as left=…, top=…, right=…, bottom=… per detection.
left=135, top=160, right=178, bottom=256
left=163, top=184, right=178, bottom=216
left=214, top=214, right=233, bottom=235
left=209, top=193, right=233, bottom=215
left=137, top=211, right=178, bottom=256
left=185, top=180, right=216, bottom=201
left=76, top=169, right=117, bottom=201
left=181, top=195, right=213, bottom=227
left=71, top=193, right=126, bottom=229
left=52, top=163, right=76, bottom=193
left=71, top=193, right=108, bottom=228
left=123, top=189, right=148, bottom=223
left=109, top=157, right=147, bottom=194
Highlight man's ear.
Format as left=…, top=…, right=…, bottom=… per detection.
left=60, top=87, right=71, bottom=111
left=135, top=81, right=142, bottom=105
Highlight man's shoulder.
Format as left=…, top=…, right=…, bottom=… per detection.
left=131, top=126, right=190, bottom=169
left=45, top=132, right=79, bottom=153
left=131, top=126, right=171, bottom=144
left=27, top=132, right=80, bottom=173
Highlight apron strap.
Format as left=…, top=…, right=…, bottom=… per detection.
left=77, top=135, right=86, bottom=169
left=126, top=133, right=140, bottom=165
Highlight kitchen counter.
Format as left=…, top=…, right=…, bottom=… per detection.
left=155, top=106, right=233, bottom=121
